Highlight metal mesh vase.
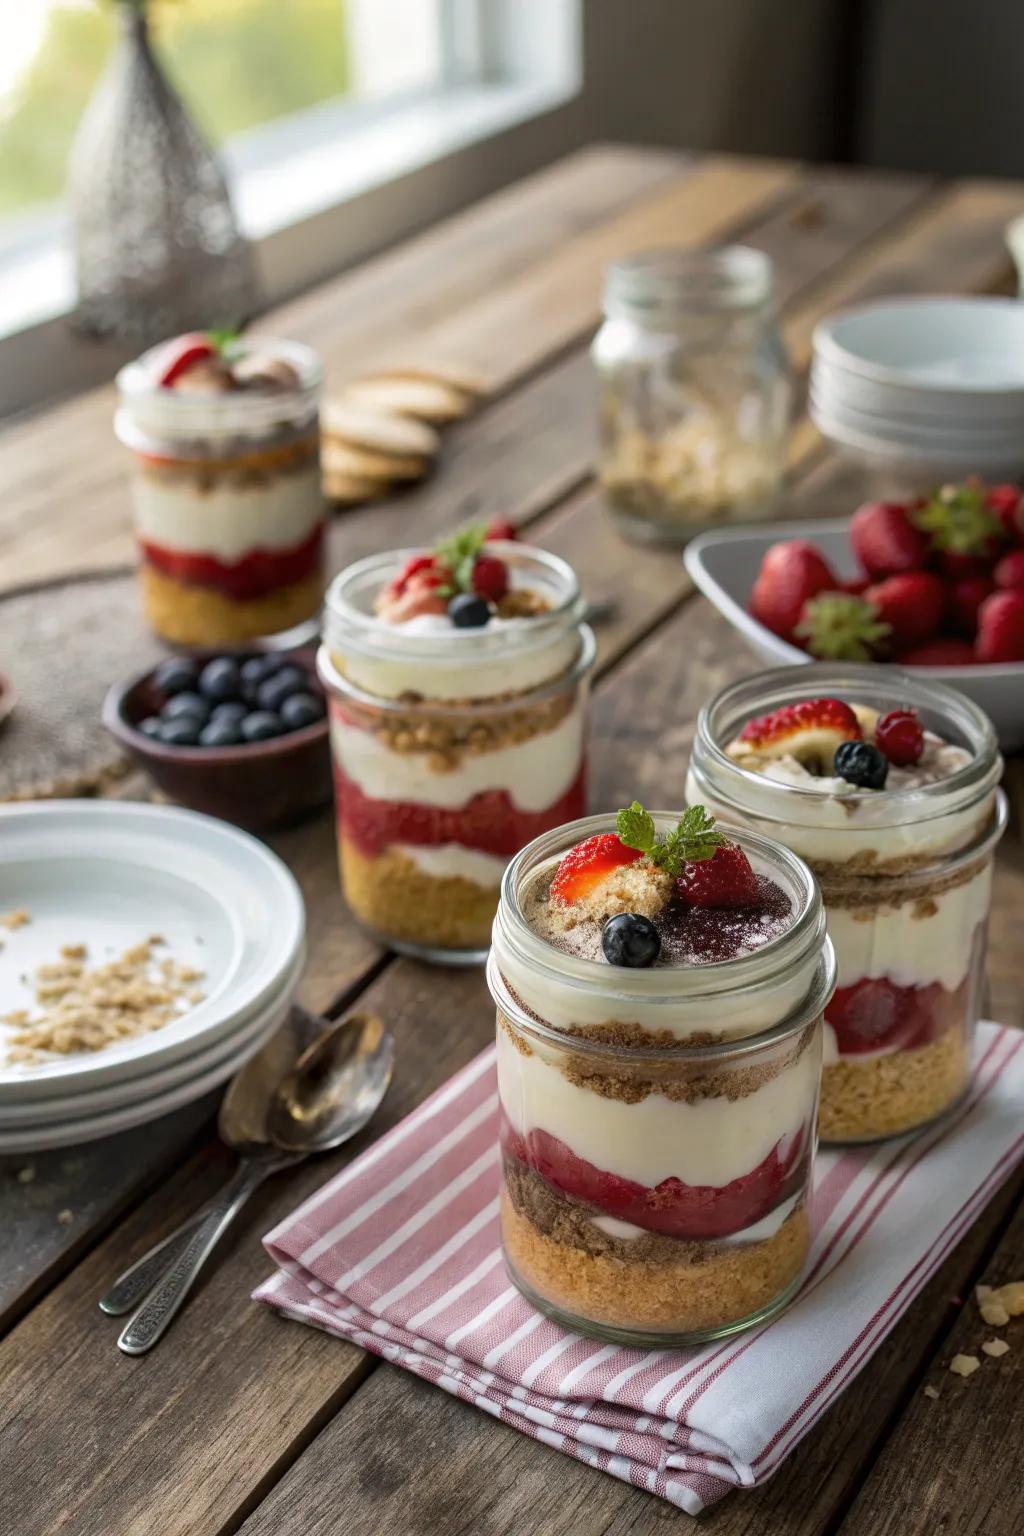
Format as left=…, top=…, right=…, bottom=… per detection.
left=69, top=3, right=258, bottom=344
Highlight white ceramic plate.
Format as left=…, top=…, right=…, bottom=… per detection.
left=0, top=802, right=304, bottom=1101
left=684, top=518, right=1024, bottom=750
left=0, top=943, right=305, bottom=1127
left=0, top=980, right=296, bottom=1153
left=814, top=297, right=1024, bottom=394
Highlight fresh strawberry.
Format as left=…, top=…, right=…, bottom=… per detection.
left=993, top=549, right=1024, bottom=591
left=895, top=638, right=975, bottom=666
left=677, top=843, right=758, bottom=908
left=157, top=333, right=216, bottom=387
left=863, top=572, right=946, bottom=651
left=875, top=709, right=924, bottom=767
left=937, top=549, right=990, bottom=581
left=738, top=697, right=861, bottom=774
left=948, top=575, right=994, bottom=637
left=841, top=576, right=871, bottom=596
left=486, top=518, right=517, bottom=542
left=381, top=568, right=449, bottom=622
left=913, top=482, right=1003, bottom=570
left=749, top=540, right=837, bottom=640
left=987, top=484, right=1023, bottom=541
left=549, top=833, right=643, bottom=905
left=849, top=501, right=928, bottom=578
left=795, top=592, right=891, bottom=661
left=975, top=590, right=1024, bottom=663
left=471, top=554, right=509, bottom=602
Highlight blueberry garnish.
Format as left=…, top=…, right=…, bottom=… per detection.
left=257, top=665, right=308, bottom=713
left=153, top=658, right=199, bottom=696
left=834, top=740, right=889, bottom=789
left=138, top=716, right=162, bottom=737
left=161, top=691, right=210, bottom=725
left=199, top=719, right=244, bottom=747
left=448, top=592, right=490, bottom=628
left=157, top=717, right=201, bottom=746
left=280, top=692, right=325, bottom=730
left=241, top=710, right=284, bottom=742
left=601, top=912, right=661, bottom=968
left=198, top=656, right=242, bottom=702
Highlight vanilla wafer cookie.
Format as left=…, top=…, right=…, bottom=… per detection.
left=342, top=374, right=474, bottom=425
left=321, top=439, right=429, bottom=482
left=321, top=400, right=439, bottom=459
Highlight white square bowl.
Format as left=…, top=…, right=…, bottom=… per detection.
left=684, top=517, right=1024, bottom=750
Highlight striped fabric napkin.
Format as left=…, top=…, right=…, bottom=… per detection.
left=256, top=1021, right=1024, bottom=1516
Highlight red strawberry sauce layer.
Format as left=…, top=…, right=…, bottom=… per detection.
left=502, top=1117, right=808, bottom=1242
left=826, top=963, right=976, bottom=1058
left=334, top=763, right=587, bottom=861
left=138, top=522, right=323, bottom=600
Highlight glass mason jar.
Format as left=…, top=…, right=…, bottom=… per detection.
left=591, top=247, right=792, bottom=545
left=115, top=337, right=325, bottom=646
left=687, top=665, right=1006, bottom=1144
left=318, top=544, right=595, bottom=965
left=489, top=813, right=835, bottom=1346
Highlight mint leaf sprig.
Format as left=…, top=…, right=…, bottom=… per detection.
left=207, top=327, right=244, bottom=361
left=434, top=524, right=489, bottom=597
left=616, top=802, right=726, bottom=876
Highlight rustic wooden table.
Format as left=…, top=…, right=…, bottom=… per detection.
left=1, top=147, right=1023, bottom=1536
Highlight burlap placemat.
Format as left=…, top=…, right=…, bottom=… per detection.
left=0, top=569, right=168, bottom=802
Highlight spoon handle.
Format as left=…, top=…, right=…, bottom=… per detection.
left=117, top=1154, right=297, bottom=1356
left=99, top=1214, right=207, bottom=1316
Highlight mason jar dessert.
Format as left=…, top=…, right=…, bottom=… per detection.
left=319, top=527, right=595, bottom=964
left=116, top=331, right=325, bottom=646
left=591, top=247, right=792, bottom=545
left=687, top=666, right=1006, bottom=1143
left=490, top=802, right=835, bottom=1345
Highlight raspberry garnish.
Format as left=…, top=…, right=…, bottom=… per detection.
left=875, top=709, right=925, bottom=767
left=676, top=843, right=758, bottom=909
left=471, top=554, right=509, bottom=602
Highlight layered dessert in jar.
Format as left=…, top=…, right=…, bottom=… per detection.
left=489, top=802, right=835, bottom=1345
left=116, top=331, right=325, bottom=645
left=687, top=666, right=1006, bottom=1143
left=318, top=526, right=595, bottom=962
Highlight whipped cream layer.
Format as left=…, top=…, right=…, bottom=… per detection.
left=394, top=842, right=507, bottom=888
left=497, top=1024, right=819, bottom=1190
left=332, top=613, right=581, bottom=703
left=329, top=701, right=586, bottom=813
left=828, top=862, right=992, bottom=995
left=132, top=463, right=324, bottom=561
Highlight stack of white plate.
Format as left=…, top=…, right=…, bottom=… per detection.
left=0, top=801, right=305, bottom=1153
left=810, top=297, right=1024, bottom=477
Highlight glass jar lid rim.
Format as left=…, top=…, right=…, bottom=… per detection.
left=604, top=245, right=774, bottom=315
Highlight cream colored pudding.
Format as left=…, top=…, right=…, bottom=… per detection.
left=318, top=531, right=594, bottom=961
left=686, top=667, right=1005, bottom=1142
left=489, top=804, right=835, bottom=1344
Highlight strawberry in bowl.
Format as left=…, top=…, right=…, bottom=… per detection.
left=684, top=478, right=1024, bottom=748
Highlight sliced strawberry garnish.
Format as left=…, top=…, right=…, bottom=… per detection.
left=157, top=333, right=216, bottom=387
left=378, top=568, right=450, bottom=623
left=739, top=697, right=861, bottom=749
left=549, top=833, right=643, bottom=906
left=676, top=842, right=758, bottom=908
left=874, top=709, right=924, bottom=767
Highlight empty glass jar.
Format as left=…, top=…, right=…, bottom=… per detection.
left=592, top=247, right=792, bottom=544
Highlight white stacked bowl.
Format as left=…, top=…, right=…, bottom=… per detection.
left=0, top=801, right=305, bottom=1152
left=810, top=297, right=1024, bottom=479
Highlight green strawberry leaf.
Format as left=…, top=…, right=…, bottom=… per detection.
left=795, top=592, right=891, bottom=662
left=913, top=482, right=1001, bottom=554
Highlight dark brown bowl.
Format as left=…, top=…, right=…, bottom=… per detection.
left=103, top=646, right=332, bottom=833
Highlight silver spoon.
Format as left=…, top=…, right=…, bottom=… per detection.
left=100, top=1007, right=393, bottom=1355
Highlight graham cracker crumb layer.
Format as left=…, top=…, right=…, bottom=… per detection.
left=816, top=853, right=992, bottom=912
left=339, top=837, right=498, bottom=951
left=501, top=1186, right=808, bottom=1334
left=819, top=1023, right=971, bottom=1142
left=497, top=1008, right=818, bottom=1105
left=135, top=433, right=319, bottom=488
left=140, top=565, right=323, bottom=646
left=330, top=683, right=579, bottom=773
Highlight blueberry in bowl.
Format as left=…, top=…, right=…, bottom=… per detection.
left=103, top=646, right=331, bottom=832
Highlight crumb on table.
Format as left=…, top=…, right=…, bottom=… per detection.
left=1, top=909, right=30, bottom=930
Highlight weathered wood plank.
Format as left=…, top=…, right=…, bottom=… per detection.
left=836, top=1199, right=1024, bottom=1536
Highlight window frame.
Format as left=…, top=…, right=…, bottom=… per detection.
left=0, top=0, right=582, bottom=419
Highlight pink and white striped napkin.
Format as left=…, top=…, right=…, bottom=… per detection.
left=256, top=1022, right=1024, bottom=1516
